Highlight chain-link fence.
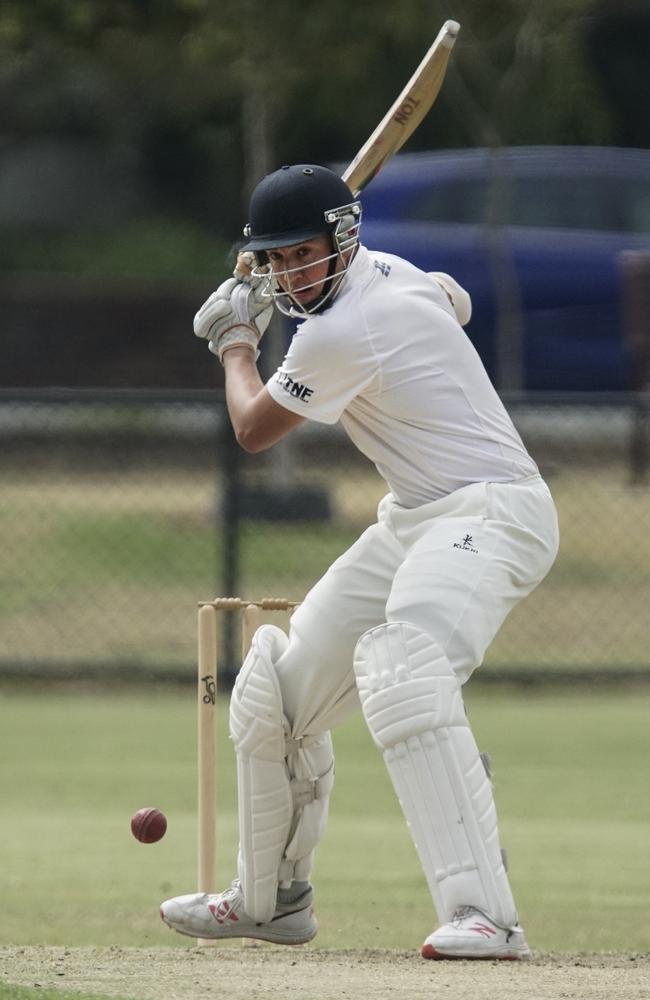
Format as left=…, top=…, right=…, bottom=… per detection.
left=1, top=388, right=648, bottom=685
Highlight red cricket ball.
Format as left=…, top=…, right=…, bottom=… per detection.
left=130, top=807, right=167, bottom=844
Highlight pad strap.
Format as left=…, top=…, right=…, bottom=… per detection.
left=291, top=759, right=335, bottom=808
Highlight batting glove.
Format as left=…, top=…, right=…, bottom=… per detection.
left=194, top=257, right=274, bottom=364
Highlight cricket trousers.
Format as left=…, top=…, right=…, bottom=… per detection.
left=274, top=474, right=559, bottom=736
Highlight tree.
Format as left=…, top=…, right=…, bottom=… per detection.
left=0, top=0, right=628, bottom=245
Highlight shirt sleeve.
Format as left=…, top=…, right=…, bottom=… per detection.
left=266, top=313, right=378, bottom=425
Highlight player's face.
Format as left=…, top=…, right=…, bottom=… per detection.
left=266, top=236, right=336, bottom=305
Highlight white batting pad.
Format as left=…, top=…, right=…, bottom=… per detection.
left=230, top=624, right=334, bottom=922
left=353, top=622, right=516, bottom=927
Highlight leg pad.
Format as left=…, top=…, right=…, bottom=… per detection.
left=230, top=625, right=334, bottom=920
left=354, top=622, right=516, bottom=926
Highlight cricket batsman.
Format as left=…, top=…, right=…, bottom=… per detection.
left=160, top=164, right=559, bottom=959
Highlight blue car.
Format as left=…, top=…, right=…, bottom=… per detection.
left=359, top=147, right=650, bottom=391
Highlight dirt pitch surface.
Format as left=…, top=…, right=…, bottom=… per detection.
left=1, top=946, right=649, bottom=1000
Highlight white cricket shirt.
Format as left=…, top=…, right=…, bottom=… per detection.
left=266, top=246, right=538, bottom=508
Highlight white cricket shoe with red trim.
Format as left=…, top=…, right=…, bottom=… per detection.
left=421, top=906, right=530, bottom=960
left=160, top=879, right=317, bottom=945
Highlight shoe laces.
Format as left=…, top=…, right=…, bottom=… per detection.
left=451, top=905, right=515, bottom=934
left=451, top=905, right=481, bottom=924
left=216, top=879, right=243, bottom=904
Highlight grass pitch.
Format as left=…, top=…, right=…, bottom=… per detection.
left=0, top=686, right=648, bottom=955
left=0, top=986, right=114, bottom=1000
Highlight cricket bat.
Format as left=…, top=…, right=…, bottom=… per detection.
left=342, top=19, right=460, bottom=196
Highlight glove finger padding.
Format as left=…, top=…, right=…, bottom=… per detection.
left=233, top=253, right=276, bottom=322
left=230, top=281, right=274, bottom=331
left=193, top=278, right=239, bottom=341
left=193, top=266, right=275, bottom=364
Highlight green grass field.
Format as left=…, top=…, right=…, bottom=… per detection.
left=0, top=988, right=111, bottom=1000
left=0, top=686, right=648, bottom=955
left=1, top=461, right=650, bottom=676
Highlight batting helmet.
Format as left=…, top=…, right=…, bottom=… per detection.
left=242, top=164, right=361, bottom=252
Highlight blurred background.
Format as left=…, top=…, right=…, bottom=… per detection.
left=1, top=0, right=649, bottom=685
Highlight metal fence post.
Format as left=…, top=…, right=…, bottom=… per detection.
left=620, top=251, right=650, bottom=485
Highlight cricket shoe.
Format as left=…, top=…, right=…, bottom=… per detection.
left=421, top=906, right=531, bottom=960
left=160, top=879, right=317, bottom=945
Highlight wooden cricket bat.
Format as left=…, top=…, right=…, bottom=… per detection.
left=342, top=19, right=460, bottom=196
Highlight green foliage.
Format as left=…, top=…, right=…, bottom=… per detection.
left=1, top=220, right=230, bottom=278
left=1, top=0, right=639, bottom=261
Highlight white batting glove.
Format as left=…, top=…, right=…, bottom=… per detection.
left=193, top=255, right=274, bottom=364
left=428, top=272, right=472, bottom=327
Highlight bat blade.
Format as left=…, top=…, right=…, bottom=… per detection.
left=342, top=19, right=460, bottom=196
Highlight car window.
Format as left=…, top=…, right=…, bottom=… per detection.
left=624, top=182, right=650, bottom=234
left=509, top=177, right=631, bottom=231
left=408, top=180, right=488, bottom=224
left=406, top=174, right=650, bottom=234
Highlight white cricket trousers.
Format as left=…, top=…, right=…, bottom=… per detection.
left=274, top=474, right=559, bottom=738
